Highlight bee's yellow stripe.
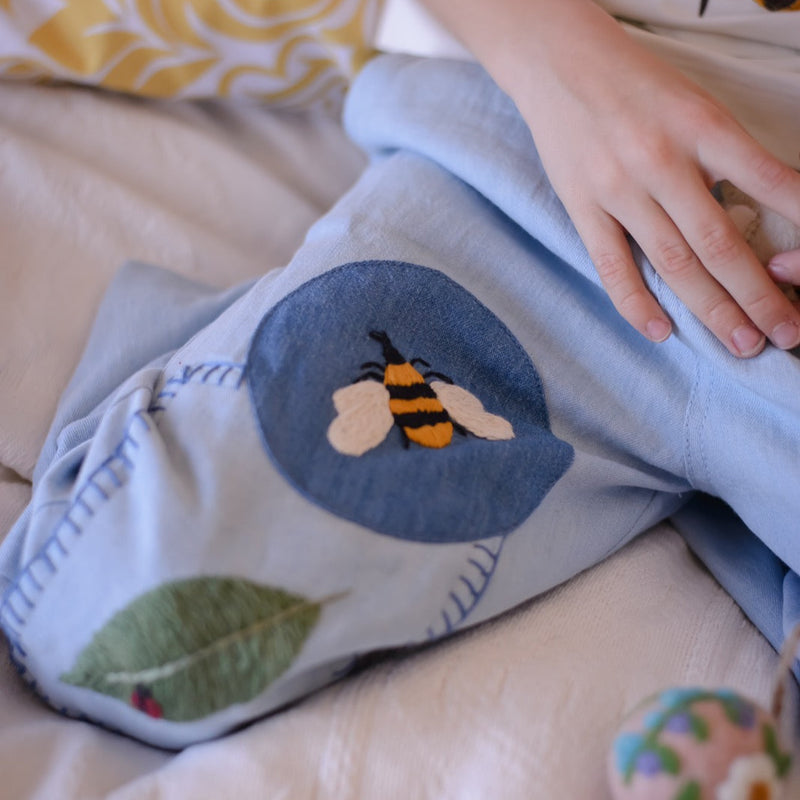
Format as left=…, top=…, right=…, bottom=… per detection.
left=405, top=422, right=453, bottom=449
left=384, top=363, right=424, bottom=387
left=389, top=397, right=444, bottom=415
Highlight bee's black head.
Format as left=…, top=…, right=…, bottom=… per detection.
left=369, top=330, right=405, bottom=364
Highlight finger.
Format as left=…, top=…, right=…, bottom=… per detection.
left=659, top=175, right=800, bottom=351
left=768, top=250, right=800, bottom=286
left=571, top=207, right=673, bottom=342
left=622, top=196, right=766, bottom=357
left=700, top=123, right=800, bottom=229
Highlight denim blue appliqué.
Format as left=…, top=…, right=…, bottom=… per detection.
left=246, top=260, right=574, bottom=542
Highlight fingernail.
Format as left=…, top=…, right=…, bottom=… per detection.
left=732, top=325, right=765, bottom=357
left=771, top=320, right=800, bottom=350
left=646, top=318, right=672, bottom=342
left=768, top=259, right=790, bottom=281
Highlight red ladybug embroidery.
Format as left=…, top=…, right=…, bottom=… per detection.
left=131, top=685, right=163, bottom=718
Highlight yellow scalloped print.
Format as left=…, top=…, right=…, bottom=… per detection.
left=0, top=0, right=383, bottom=106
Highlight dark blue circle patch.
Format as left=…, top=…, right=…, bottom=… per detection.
left=247, top=261, right=573, bottom=542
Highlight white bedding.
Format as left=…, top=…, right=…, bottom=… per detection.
left=1, top=20, right=799, bottom=800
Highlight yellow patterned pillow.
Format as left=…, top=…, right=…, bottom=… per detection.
left=0, top=0, right=383, bottom=108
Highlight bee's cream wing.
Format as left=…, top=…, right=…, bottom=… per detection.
left=431, top=381, right=514, bottom=440
left=327, top=380, right=394, bottom=456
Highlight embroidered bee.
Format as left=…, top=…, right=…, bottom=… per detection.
left=327, top=330, right=514, bottom=456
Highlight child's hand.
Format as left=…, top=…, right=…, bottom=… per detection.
left=509, top=3, right=800, bottom=356
left=420, top=0, right=800, bottom=356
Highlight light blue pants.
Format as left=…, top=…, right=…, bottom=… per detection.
left=1, top=55, right=798, bottom=748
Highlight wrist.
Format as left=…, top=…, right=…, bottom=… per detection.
left=418, top=0, right=626, bottom=107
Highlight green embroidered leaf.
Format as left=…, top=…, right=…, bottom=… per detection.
left=763, top=722, right=793, bottom=777
left=673, top=780, right=701, bottom=800
left=718, top=693, right=755, bottom=727
left=61, top=576, right=327, bottom=721
left=655, top=744, right=681, bottom=776
left=689, top=713, right=709, bottom=742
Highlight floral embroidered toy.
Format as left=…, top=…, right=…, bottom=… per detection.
left=607, top=626, right=799, bottom=799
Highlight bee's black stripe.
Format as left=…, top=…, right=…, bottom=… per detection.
left=393, top=411, right=451, bottom=428
left=387, top=383, right=438, bottom=400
